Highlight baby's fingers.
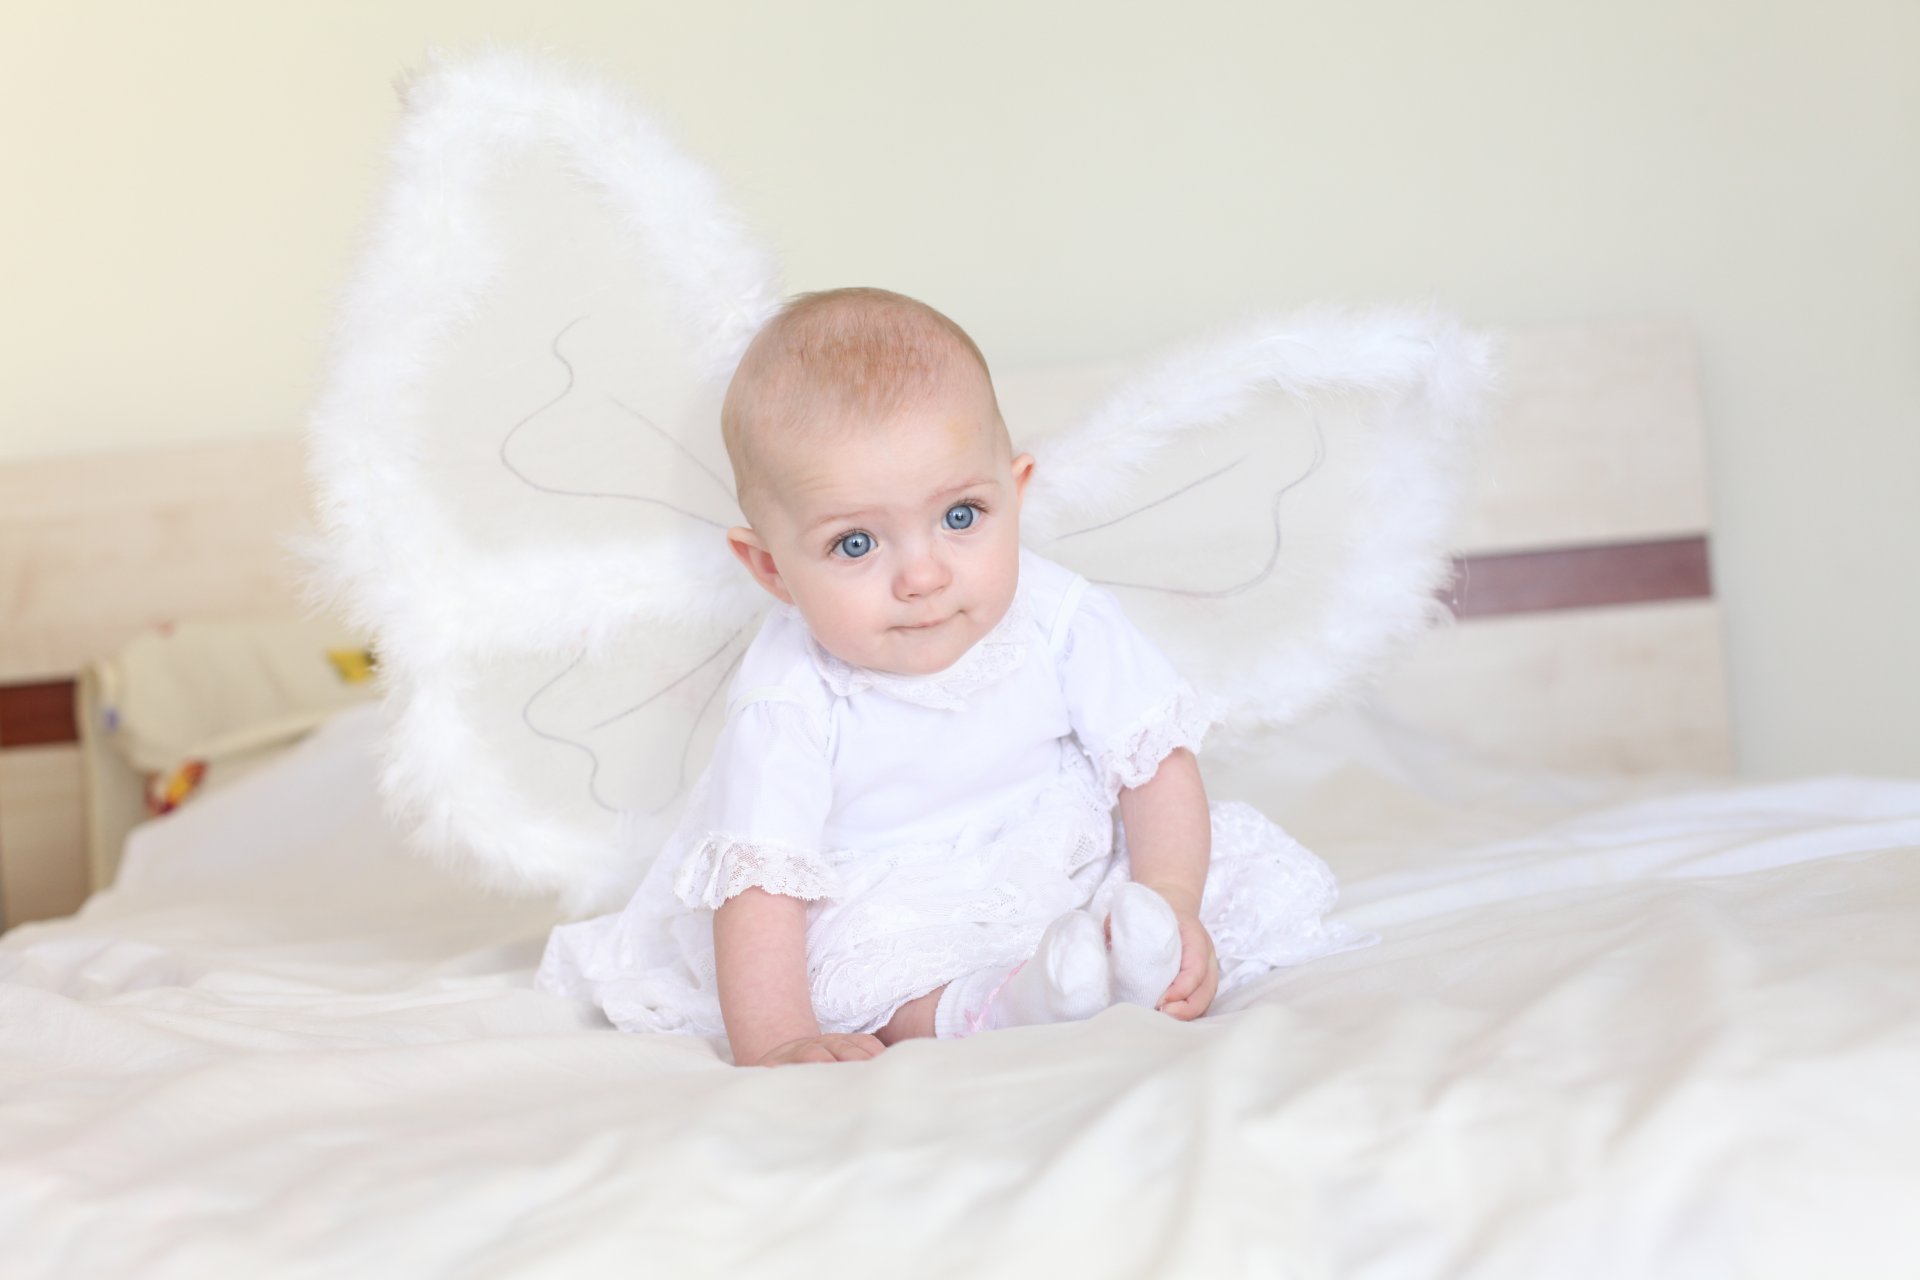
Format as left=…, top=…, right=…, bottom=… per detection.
left=1161, top=958, right=1219, bottom=1021
left=765, top=1043, right=836, bottom=1066
left=1162, top=951, right=1205, bottom=1004
left=828, top=1034, right=885, bottom=1061
left=759, top=1033, right=886, bottom=1066
left=1159, top=918, right=1214, bottom=1004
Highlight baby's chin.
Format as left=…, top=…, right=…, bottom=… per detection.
left=876, top=629, right=973, bottom=676
left=826, top=615, right=981, bottom=678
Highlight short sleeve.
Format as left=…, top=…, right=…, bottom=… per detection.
left=670, top=695, right=840, bottom=910
left=1057, top=583, right=1218, bottom=800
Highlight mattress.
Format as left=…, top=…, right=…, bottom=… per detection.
left=3, top=704, right=1917, bottom=1277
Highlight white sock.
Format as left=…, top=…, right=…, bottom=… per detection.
left=1105, top=882, right=1182, bottom=1008
left=934, top=910, right=1111, bottom=1038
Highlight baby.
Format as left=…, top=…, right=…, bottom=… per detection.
left=537, top=287, right=1356, bottom=1065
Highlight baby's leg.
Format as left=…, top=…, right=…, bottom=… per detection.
left=933, top=910, right=1111, bottom=1038
left=876, top=989, right=941, bottom=1044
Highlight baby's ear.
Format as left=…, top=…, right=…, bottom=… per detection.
left=1010, top=452, right=1036, bottom=504
left=727, top=527, right=794, bottom=604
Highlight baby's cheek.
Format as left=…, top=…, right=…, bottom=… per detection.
left=853, top=615, right=896, bottom=666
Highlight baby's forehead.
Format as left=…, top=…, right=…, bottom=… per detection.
left=776, top=395, right=1002, bottom=474
left=761, top=402, right=1008, bottom=515
left=750, top=349, right=1001, bottom=460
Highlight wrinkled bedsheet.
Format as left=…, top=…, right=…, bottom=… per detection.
left=3, top=706, right=1918, bottom=1278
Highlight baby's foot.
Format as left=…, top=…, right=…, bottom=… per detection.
left=934, top=910, right=1111, bottom=1037
left=1106, top=882, right=1182, bottom=1008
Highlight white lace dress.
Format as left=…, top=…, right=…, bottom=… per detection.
left=536, top=550, right=1368, bottom=1037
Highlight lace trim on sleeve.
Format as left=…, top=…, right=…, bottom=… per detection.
left=672, top=832, right=843, bottom=910
left=1089, top=687, right=1222, bottom=801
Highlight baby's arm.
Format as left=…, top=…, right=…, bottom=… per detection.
left=714, top=888, right=882, bottom=1065
left=1116, top=748, right=1219, bottom=1019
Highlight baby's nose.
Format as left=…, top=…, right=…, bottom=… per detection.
left=895, top=543, right=951, bottom=598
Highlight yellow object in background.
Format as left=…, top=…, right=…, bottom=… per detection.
left=146, top=760, right=208, bottom=815
left=327, top=648, right=378, bottom=684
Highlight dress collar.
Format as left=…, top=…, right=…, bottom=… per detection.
left=807, top=589, right=1033, bottom=710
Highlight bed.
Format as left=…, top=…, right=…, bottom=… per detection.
left=3, top=321, right=1918, bottom=1277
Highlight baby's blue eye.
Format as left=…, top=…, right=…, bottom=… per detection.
left=944, top=503, right=977, bottom=531
left=837, top=531, right=875, bottom=558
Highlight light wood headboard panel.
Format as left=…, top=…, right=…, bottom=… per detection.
left=1370, top=317, right=1729, bottom=774
left=0, top=438, right=326, bottom=927
left=0, top=437, right=318, bottom=682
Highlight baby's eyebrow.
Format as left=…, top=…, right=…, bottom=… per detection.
left=807, top=509, right=874, bottom=534
left=804, top=477, right=995, bottom=532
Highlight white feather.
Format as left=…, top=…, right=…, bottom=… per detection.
left=307, top=51, right=779, bottom=909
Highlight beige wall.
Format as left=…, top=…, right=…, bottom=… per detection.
left=3, top=0, right=1916, bottom=778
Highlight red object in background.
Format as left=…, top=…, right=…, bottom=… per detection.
left=147, top=760, right=209, bottom=816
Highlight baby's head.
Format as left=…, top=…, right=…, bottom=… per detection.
left=722, top=288, right=1034, bottom=676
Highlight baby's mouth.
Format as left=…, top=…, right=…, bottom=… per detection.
left=897, top=614, right=954, bottom=631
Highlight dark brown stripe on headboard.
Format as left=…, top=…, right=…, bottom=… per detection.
left=0, top=679, right=78, bottom=748
left=1449, top=535, right=1713, bottom=619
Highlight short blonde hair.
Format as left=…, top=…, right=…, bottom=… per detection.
left=722, top=288, right=1004, bottom=515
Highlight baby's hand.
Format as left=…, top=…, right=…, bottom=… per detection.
left=1148, top=886, right=1219, bottom=1020
left=751, top=1032, right=885, bottom=1067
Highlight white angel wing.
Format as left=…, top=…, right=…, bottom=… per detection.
left=306, top=52, right=777, bottom=912
left=1023, top=308, right=1493, bottom=728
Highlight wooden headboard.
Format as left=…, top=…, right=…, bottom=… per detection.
left=0, top=316, right=1727, bottom=928
left=1378, top=319, right=1725, bottom=774
left=0, top=438, right=318, bottom=926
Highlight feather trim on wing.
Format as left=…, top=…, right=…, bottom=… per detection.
left=305, top=52, right=778, bottom=909
left=1026, top=307, right=1493, bottom=728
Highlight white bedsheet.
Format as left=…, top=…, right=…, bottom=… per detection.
left=3, top=705, right=1918, bottom=1277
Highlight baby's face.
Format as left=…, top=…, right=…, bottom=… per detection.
left=729, top=381, right=1034, bottom=676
